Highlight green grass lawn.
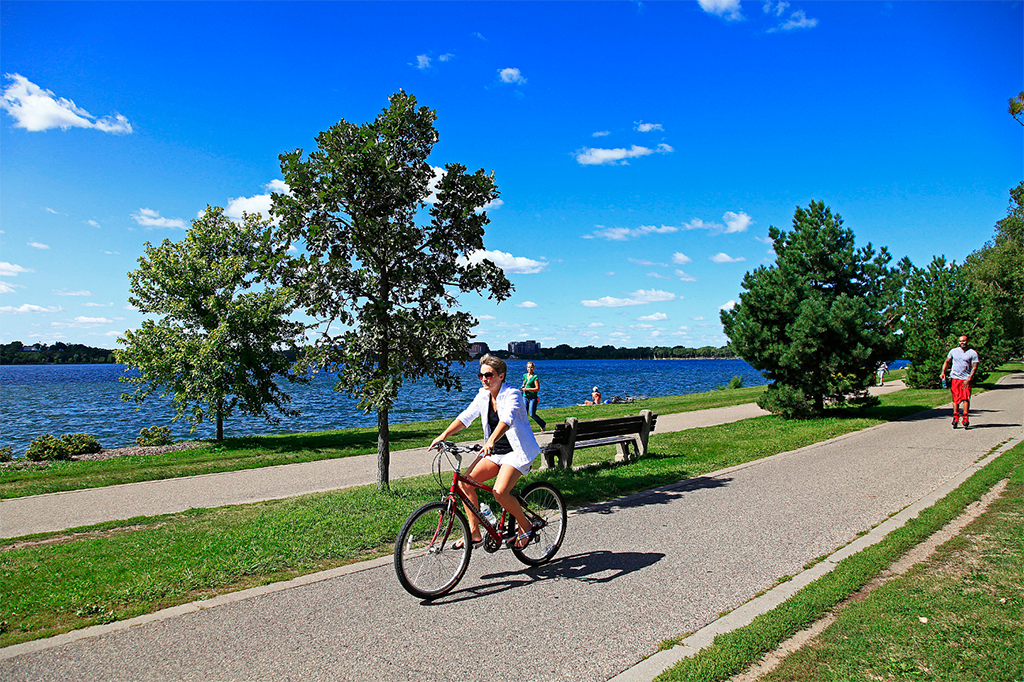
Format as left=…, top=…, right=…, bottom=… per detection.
left=0, top=381, right=984, bottom=648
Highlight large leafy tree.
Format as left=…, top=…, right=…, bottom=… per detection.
left=963, top=182, right=1024, bottom=360
left=901, top=256, right=999, bottom=388
left=272, top=91, right=513, bottom=491
left=117, top=206, right=306, bottom=440
left=721, top=201, right=906, bottom=417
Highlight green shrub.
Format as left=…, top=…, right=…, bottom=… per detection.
left=728, top=375, right=745, bottom=390
left=136, top=426, right=174, bottom=447
left=756, top=384, right=814, bottom=419
left=26, top=433, right=102, bottom=461
left=0, top=445, right=13, bottom=462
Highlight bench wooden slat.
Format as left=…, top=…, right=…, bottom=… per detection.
left=542, top=410, right=657, bottom=469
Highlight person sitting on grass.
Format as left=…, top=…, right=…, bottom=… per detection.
left=582, top=386, right=602, bottom=405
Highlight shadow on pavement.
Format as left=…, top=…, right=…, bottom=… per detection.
left=582, top=475, right=732, bottom=516
left=424, top=550, right=665, bottom=604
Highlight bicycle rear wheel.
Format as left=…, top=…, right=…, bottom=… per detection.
left=394, top=501, right=472, bottom=599
left=511, top=482, right=567, bottom=566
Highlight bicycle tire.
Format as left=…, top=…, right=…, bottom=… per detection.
left=394, top=501, right=472, bottom=599
left=511, top=482, right=567, bottom=566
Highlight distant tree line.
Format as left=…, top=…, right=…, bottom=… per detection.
left=1, top=341, right=116, bottom=365
left=493, top=343, right=736, bottom=361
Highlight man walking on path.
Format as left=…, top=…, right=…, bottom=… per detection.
left=940, top=334, right=979, bottom=429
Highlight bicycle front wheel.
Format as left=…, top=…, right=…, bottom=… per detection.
left=394, top=501, right=472, bottom=599
left=512, top=482, right=567, bottom=566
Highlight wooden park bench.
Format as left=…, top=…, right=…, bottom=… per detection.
left=541, top=410, right=657, bottom=469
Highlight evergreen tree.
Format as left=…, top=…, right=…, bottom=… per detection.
left=722, top=201, right=906, bottom=417
left=902, top=256, right=998, bottom=388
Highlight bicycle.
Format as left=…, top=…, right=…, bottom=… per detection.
left=394, top=441, right=567, bottom=599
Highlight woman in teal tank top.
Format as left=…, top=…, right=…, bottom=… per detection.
left=521, top=361, right=546, bottom=431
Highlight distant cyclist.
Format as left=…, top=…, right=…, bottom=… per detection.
left=431, top=355, right=540, bottom=549
left=939, top=335, right=979, bottom=430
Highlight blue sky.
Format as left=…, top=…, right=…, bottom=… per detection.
left=1, top=1, right=1020, bottom=352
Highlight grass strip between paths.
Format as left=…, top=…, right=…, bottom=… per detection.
left=0, top=382, right=966, bottom=648
left=652, top=439, right=1024, bottom=682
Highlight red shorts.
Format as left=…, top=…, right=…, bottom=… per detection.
left=950, top=378, right=972, bottom=404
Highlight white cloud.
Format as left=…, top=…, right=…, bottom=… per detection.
left=52, top=315, right=113, bottom=328
left=723, top=211, right=753, bottom=233
left=53, top=289, right=92, bottom=296
left=588, top=224, right=678, bottom=241
left=592, top=130, right=610, bottom=137
left=710, top=252, right=745, bottom=263
left=439, top=53, right=454, bottom=62
left=27, top=241, right=49, bottom=250
left=463, top=249, right=548, bottom=274
left=582, top=289, right=677, bottom=307
left=774, top=9, right=818, bottom=31
left=0, top=281, right=16, bottom=294
left=589, top=322, right=604, bottom=328
left=515, top=301, right=539, bottom=308
left=498, top=68, right=526, bottom=84
left=225, top=179, right=289, bottom=220
left=647, top=272, right=671, bottom=279
left=692, top=316, right=706, bottom=321
left=0, top=262, right=32, bottom=277
left=676, top=270, right=697, bottom=281
left=672, top=252, right=692, bottom=265
left=630, top=257, right=668, bottom=267
left=719, top=300, right=737, bottom=311
left=476, top=314, right=496, bottom=321
left=763, top=0, right=789, bottom=16
left=132, top=208, right=186, bottom=230
left=638, top=312, right=669, bottom=321
left=0, top=73, right=132, bottom=134
left=87, top=220, right=101, bottom=228
left=634, top=121, right=664, bottom=132
left=699, top=0, right=743, bottom=20
left=415, top=55, right=431, bottom=69
left=575, top=143, right=673, bottom=166
left=0, top=304, right=62, bottom=314
left=83, top=302, right=114, bottom=307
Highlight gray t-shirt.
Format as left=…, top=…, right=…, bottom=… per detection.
left=947, top=347, right=979, bottom=380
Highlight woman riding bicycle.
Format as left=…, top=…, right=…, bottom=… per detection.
left=430, top=354, right=541, bottom=549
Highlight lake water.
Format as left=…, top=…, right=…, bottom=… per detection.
left=0, top=359, right=767, bottom=453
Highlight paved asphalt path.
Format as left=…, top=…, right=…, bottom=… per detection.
left=3, top=377, right=1022, bottom=682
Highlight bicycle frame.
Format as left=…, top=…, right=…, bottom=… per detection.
left=445, top=469, right=510, bottom=544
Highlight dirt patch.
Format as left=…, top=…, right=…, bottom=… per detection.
left=0, top=523, right=168, bottom=552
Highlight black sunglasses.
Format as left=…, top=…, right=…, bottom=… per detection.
left=478, top=372, right=496, bottom=379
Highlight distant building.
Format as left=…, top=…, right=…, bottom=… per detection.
left=508, top=340, right=541, bottom=356
left=468, top=342, right=490, bottom=358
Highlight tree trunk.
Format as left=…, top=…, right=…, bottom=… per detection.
left=377, top=406, right=390, bottom=492
left=216, top=412, right=224, bottom=441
